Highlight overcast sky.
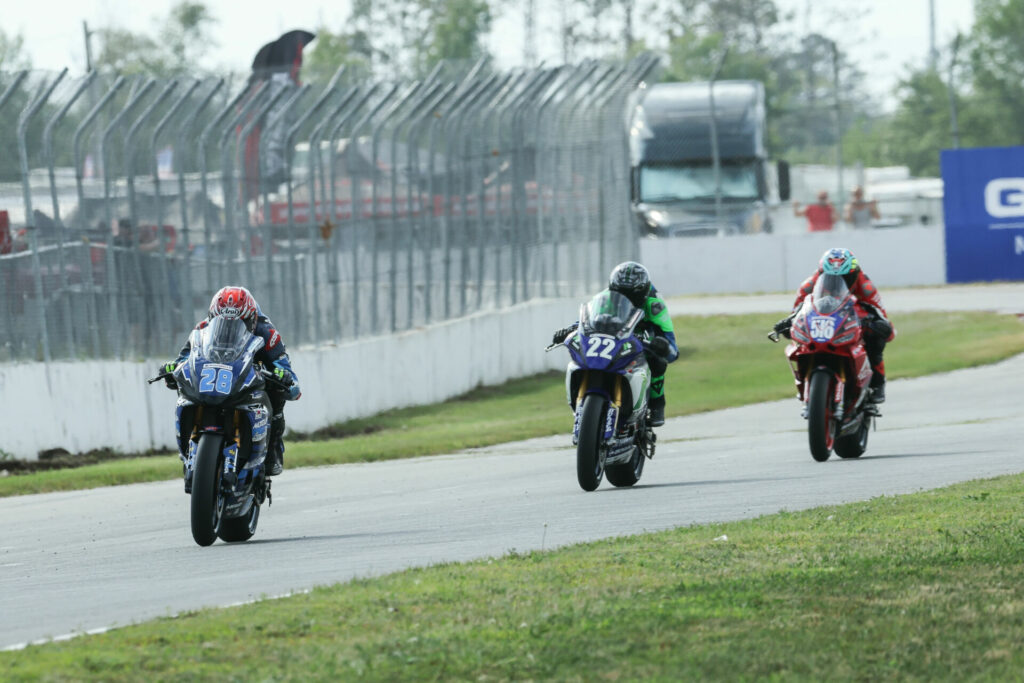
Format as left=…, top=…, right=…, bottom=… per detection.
left=3, top=0, right=975, bottom=107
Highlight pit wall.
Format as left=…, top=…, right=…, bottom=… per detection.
left=639, top=225, right=946, bottom=295
left=1, top=300, right=575, bottom=461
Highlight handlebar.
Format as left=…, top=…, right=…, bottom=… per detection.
left=544, top=342, right=561, bottom=352
left=147, top=371, right=172, bottom=384
left=767, top=331, right=780, bottom=343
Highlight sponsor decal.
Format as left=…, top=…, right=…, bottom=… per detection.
left=266, top=330, right=281, bottom=349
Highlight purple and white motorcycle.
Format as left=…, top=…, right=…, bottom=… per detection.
left=548, top=290, right=656, bottom=491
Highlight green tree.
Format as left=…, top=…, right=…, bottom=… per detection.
left=303, top=27, right=374, bottom=83
left=93, top=1, right=217, bottom=77
left=0, top=28, right=30, bottom=70
left=423, top=0, right=492, bottom=69
left=967, top=0, right=1024, bottom=147
left=161, top=1, right=218, bottom=76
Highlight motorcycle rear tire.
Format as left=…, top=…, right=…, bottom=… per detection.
left=219, top=504, right=260, bottom=543
left=606, top=446, right=644, bottom=487
left=191, top=434, right=224, bottom=547
left=835, top=415, right=870, bottom=459
left=576, top=395, right=606, bottom=492
left=807, top=371, right=836, bottom=463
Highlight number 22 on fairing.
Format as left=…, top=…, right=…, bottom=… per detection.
left=585, top=336, right=616, bottom=359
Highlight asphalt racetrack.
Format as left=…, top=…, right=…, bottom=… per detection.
left=2, top=284, right=1022, bottom=649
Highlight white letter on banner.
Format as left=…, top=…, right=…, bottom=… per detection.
left=985, top=178, right=1024, bottom=218
left=1016, top=235, right=1024, bottom=255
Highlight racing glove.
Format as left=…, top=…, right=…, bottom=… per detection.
left=552, top=326, right=576, bottom=345
left=773, top=315, right=794, bottom=339
left=160, top=361, right=178, bottom=390
left=646, top=336, right=671, bottom=358
left=272, top=364, right=302, bottom=400
left=865, top=316, right=893, bottom=339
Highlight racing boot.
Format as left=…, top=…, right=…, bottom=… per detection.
left=267, top=413, right=285, bottom=476
left=869, top=371, right=886, bottom=404
left=648, top=374, right=667, bottom=427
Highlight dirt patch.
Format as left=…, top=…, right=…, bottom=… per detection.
left=0, top=447, right=172, bottom=475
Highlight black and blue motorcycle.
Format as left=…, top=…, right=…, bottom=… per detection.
left=548, top=290, right=657, bottom=491
left=150, top=316, right=288, bottom=546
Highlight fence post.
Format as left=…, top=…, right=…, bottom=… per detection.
left=18, top=69, right=68, bottom=363
left=440, top=74, right=501, bottom=320
left=197, top=82, right=261, bottom=300
left=148, top=79, right=201, bottom=352
left=369, top=82, right=422, bottom=335
left=43, top=71, right=96, bottom=359
left=227, top=83, right=289, bottom=287
left=0, top=71, right=28, bottom=115
left=176, top=79, right=224, bottom=334
left=347, top=84, right=397, bottom=339
left=281, top=69, right=344, bottom=345
left=405, top=82, right=455, bottom=329
left=100, top=78, right=156, bottom=357
left=323, top=86, right=369, bottom=341
left=390, top=81, right=444, bottom=331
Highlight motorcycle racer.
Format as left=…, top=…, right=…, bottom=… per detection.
left=161, top=286, right=300, bottom=477
left=552, top=261, right=679, bottom=426
left=774, top=248, right=895, bottom=402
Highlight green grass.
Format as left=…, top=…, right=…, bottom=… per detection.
left=1, top=310, right=1021, bottom=498
left=6, top=473, right=1024, bottom=680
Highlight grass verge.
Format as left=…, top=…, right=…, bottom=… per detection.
left=2, top=310, right=1022, bottom=498
left=5, top=473, right=1024, bottom=679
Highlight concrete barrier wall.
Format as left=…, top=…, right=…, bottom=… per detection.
left=1, top=299, right=576, bottom=461
left=639, top=225, right=947, bottom=296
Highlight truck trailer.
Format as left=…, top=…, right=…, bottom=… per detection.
left=628, top=80, right=789, bottom=237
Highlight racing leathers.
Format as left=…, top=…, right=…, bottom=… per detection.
left=167, top=313, right=300, bottom=477
left=787, top=265, right=895, bottom=400
left=553, top=285, right=679, bottom=426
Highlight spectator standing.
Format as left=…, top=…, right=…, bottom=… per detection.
left=844, top=185, right=880, bottom=229
left=793, top=190, right=837, bottom=232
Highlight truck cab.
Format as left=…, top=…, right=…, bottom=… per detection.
left=629, top=80, right=789, bottom=237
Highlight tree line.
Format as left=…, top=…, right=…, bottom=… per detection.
left=2, top=0, right=1022, bottom=178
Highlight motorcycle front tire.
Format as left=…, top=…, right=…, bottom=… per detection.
left=191, top=433, right=224, bottom=547
left=807, top=370, right=836, bottom=463
left=576, top=394, right=606, bottom=492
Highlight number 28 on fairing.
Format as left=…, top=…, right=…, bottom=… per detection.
left=199, top=365, right=234, bottom=394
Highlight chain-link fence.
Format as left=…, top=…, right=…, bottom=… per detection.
left=0, top=56, right=657, bottom=362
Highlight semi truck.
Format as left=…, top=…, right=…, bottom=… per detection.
left=628, top=80, right=790, bottom=237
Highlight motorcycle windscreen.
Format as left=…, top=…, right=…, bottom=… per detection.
left=810, top=273, right=850, bottom=315
left=581, top=290, right=641, bottom=337
left=201, top=316, right=253, bottom=363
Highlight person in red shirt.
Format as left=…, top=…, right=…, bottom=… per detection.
left=793, top=190, right=837, bottom=232
left=0, top=211, right=11, bottom=255
left=774, top=248, right=896, bottom=402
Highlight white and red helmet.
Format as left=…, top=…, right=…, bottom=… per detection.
left=209, top=286, right=258, bottom=329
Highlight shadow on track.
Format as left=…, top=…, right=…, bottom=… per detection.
left=835, top=450, right=1001, bottom=462
left=599, top=476, right=810, bottom=492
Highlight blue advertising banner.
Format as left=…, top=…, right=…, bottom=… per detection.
left=941, top=146, right=1024, bottom=283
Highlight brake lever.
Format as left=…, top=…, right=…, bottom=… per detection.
left=767, top=331, right=780, bottom=343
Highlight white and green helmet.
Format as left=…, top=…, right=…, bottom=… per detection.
left=820, top=247, right=857, bottom=275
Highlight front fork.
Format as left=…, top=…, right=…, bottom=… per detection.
left=571, top=374, right=624, bottom=445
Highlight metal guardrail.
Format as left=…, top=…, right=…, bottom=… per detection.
left=0, top=56, right=658, bottom=362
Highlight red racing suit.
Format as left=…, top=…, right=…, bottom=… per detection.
left=792, top=265, right=896, bottom=378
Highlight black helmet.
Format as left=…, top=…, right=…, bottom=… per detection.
left=609, top=261, right=651, bottom=304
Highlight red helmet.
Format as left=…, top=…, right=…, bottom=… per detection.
left=209, top=286, right=258, bottom=328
